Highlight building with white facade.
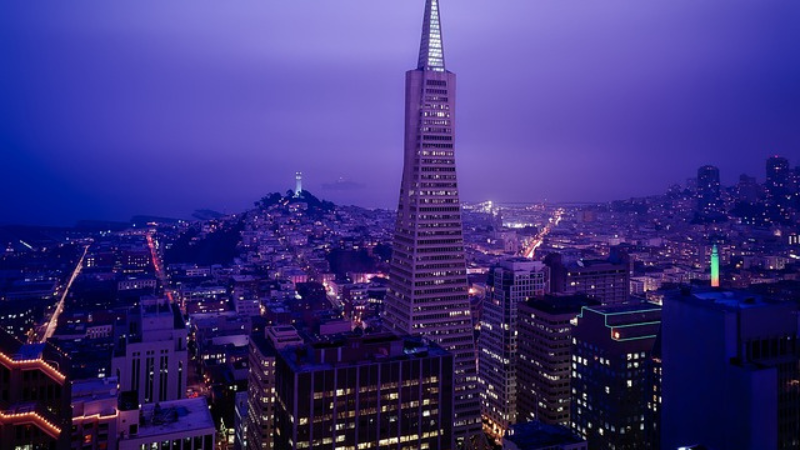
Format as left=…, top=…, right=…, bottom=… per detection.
left=112, top=298, right=188, bottom=405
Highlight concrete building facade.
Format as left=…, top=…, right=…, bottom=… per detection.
left=517, top=295, right=596, bottom=427
left=382, top=0, right=481, bottom=445
left=478, top=258, right=548, bottom=441
left=661, top=288, right=800, bottom=450
left=273, top=334, right=454, bottom=450
left=112, top=299, right=188, bottom=405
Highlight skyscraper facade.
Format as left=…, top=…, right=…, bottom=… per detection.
left=383, top=0, right=482, bottom=445
left=696, top=165, right=721, bottom=216
left=246, top=325, right=303, bottom=450
left=570, top=303, right=662, bottom=450
left=661, top=288, right=800, bottom=450
left=272, top=334, right=454, bottom=450
left=479, top=259, right=548, bottom=442
left=111, top=299, right=188, bottom=406
left=517, top=295, right=597, bottom=427
left=766, top=155, right=791, bottom=223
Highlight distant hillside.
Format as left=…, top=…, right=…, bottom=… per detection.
left=255, top=190, right=335, bottom=218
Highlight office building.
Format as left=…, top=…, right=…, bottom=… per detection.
left=383, top=0, right=482, bottom=444
left=0, top=329, right=72, bottom=450
left=696, top=165, right=721, bottom=215
left=736, top=174, right=761, bottom=203
left=246, top=326, right=302, bottom=450
left=517, top=295, right=597, bottom=427
left=766, top=155, right=791, bottom=222
left=273, top=333, right=454, bottom=450
left=111, top=298, right=188, bottom=405
left=479, top=259, right=548, bottom=441
left=70, top=377, right=119, bottom=450
left=545, top=253, right=630, bottom=306
left=661, top=288, right=800, bottom=450
left=766, top=156, right=790, bottom=196
left=571, top=303, right=661, bottom=450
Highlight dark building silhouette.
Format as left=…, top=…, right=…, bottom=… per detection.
left=735, top=174, right=762, bottom=203
left=766, top=156, right=792, bottom=223
left=661, top=288, right=800, bottom=450
left=696, top=165, right=721, bottom=215
left=766, top=156, right=790, bottom=196
left=504, top=420, right=587, bottom=450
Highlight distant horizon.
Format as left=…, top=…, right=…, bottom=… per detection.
left=0, top=162, right=786, bottom=228
left=3, top=1, right=798, bottom=227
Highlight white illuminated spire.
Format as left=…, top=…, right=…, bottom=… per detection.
left=417, top=0, right=446, bottom=71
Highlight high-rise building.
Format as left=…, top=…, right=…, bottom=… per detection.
left=111, top=298, right=188, bottom=405
left=570, top=303, right=661, bottom=450
left=736, top=174, right=761, bottom=203
left=545, top=253, right=630, bottom=306
left=0, top=329, right=72, bottom=450
left=383, top=0, right=482, bottom=445
left=766, top=156, right=791, bottom=222
left=246, top=325, right=302, bottom=450
left=696, top=165, right=721, bottom=215
left=766, top=156, right=790, bottom=196
left=272, top=333, right=454, bottom=450
left=661, top=288, right=800, bottom=450
left=517, top=295, right=597, bottom=427
left=478, top=259, right=548, bottom=441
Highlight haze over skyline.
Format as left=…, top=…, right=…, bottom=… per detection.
left=2, top=0, right=799, bottom=226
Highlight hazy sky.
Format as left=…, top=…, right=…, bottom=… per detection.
left=2, top=0, right=799, bottom=225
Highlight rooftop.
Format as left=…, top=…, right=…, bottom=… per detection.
left=683, top=288, right=770, bottom=311
left=505, top=420, right=585, bottom=449
left=132, top=397, right=215, bottom=438
left=280, top=333, right=449, bottom=373
left=524, top=294, right=599, bottom=315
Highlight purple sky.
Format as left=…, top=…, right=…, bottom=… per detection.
left=2, top=1, right=799, bottom=225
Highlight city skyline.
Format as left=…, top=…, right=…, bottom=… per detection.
left=2, top=1, right=800, bottom=226
left=2, top=2, right=800, bottom=449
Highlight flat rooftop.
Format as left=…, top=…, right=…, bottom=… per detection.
left=691, top=290, right=767, bottom=310
left=506, top=420, right=585, bottom=449
left=134, top=397, right=215, bottom=438
left=524, top=294, right=599, bottom=315
left=280, top=333, right=449, bottom=373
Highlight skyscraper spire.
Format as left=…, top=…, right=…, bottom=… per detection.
left=384, top=1, right=483, bottom=447
left=417, top=0, right=446, bottom=71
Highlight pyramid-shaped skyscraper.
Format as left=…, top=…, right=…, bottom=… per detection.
left=383, top=0, right=482, bottom=446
